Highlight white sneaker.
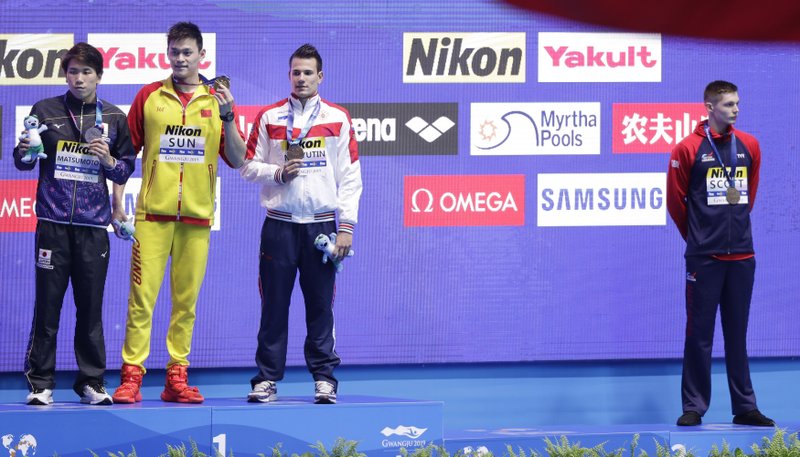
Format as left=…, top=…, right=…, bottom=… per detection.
left=314, top=381, right=337, bottom=404
left=80, top=383, right=113, bottom=405
left=247, top=380, right=277, bottom=403
left=26, top=388, right=53, bottom=405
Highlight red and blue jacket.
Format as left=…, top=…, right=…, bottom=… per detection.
left=667, top=120, right=761, bottom=258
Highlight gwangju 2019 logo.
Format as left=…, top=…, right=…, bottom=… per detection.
left=471, top=103, right=600, bottom=156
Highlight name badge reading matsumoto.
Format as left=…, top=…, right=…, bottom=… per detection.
left=54, top=141, right=101, bottom=183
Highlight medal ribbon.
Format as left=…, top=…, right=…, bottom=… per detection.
left=285, top=97, right=321, bottom=146
left=64, top=93, right=104, bottom=135
left=703, top=123, right=737, bottom=188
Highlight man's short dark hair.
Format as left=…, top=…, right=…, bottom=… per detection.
left=704, top=80, right=738, bottom=103
left=290, top=43, right=322, bottom=72
left=61, top=42, right=104, bottom=76
left=168, top=21, right=203, bottom=50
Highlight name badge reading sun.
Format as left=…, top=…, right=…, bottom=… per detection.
left=159, top=125, right=206, bottom=163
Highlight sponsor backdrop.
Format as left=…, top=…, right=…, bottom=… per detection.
left=1, top=1, right=798, bottom=372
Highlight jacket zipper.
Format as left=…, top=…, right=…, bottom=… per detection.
left=69, top=102, right=84, bottom=224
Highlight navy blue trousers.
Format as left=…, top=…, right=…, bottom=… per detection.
left=252, top=217, right=340, bottom=387
left=681, top=255, right=757, bottom=416
left=25, top=220, right=110, bottom=394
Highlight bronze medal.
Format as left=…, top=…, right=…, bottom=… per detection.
left=726, top=186, right=741, bottom=205
left=286, top=143, right=305, bottom=160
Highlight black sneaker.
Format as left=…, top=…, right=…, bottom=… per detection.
left=733, top=409, right=775, bottom=427
left=677, top=411, right=702, bottom=426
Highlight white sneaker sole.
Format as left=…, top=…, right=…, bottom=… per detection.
left=247, top=393, right=277, bottom=403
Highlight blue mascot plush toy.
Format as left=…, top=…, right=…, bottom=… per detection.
left=19, top=115, right=48, bottom=163
left=314, top=233, right=354, bottom=273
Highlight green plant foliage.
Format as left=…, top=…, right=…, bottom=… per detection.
left=269, top=438, right=365, bottom=457
left=751, top=429, right=800, bottom=457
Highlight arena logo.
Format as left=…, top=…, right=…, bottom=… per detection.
left=537, top=172, right=666, bottom=227
left=0, top=180, right=38, bottom=233
left=88, top=33, right=216, bottom=85
left=470, top=103, right=600, bottom=156
left=0, top=34, right=72, bottom=85
left=613, top=103, right=708, bottom=153
left=404, top=33, right=525, bottom=83
left=538, top=33, right=661, bottom=82
left=404, top=175, right=524, bottom=227
left=346, top=103, right=458, bottom=156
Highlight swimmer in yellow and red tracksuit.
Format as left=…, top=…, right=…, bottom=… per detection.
left=110, top=22, right=246, bottom=404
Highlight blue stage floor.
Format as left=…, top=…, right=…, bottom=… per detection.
left=0, top=359, right=797, bottom=456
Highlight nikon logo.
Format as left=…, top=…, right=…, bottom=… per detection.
left=404, top=33, right=525, bottom=83
left=0, top=34, right=72, bottom=85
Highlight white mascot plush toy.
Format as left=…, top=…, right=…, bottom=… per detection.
left=19, top=115, right=48, bottom=163
left=314, top=233, right=354, bottom=273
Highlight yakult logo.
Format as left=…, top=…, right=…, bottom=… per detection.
left=405, top=175, right=525, bottom=227
left=613, top=103, right=707, bottom=153
left=538, top=33, right=661, bottom=82
left=0, top=34, right=72, bottom=85
left=88, top=33, right=216, bottom=84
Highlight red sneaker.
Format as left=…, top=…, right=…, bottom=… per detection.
left=112, top=364, right=143, bottom=404
left=160, top=364, right=204, bottom=403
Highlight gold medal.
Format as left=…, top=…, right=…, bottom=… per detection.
left=286, top=143, right=304, bottom=160
left=726, top=186, right=741, bottom=205
left=213, top=75, right=230, bottom=91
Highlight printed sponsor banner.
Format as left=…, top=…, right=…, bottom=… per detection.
left=538, top=32, right=661, bottom=82
left=613, top=103, right=708, bottom=153
left=0, top=34, right=73, bottom=85
left=404, top=32, right=525, bottom=83
left=88, top=33, right=216, bottom=84
left=470, top=103, right=600, bottom=155
left=404, top=174, right=525, bottom=227
left=537, top=173, right=666, bottom=226
left=0, top=179, right=37, bottom=232
left=347, top=103, right=458, bottom=155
